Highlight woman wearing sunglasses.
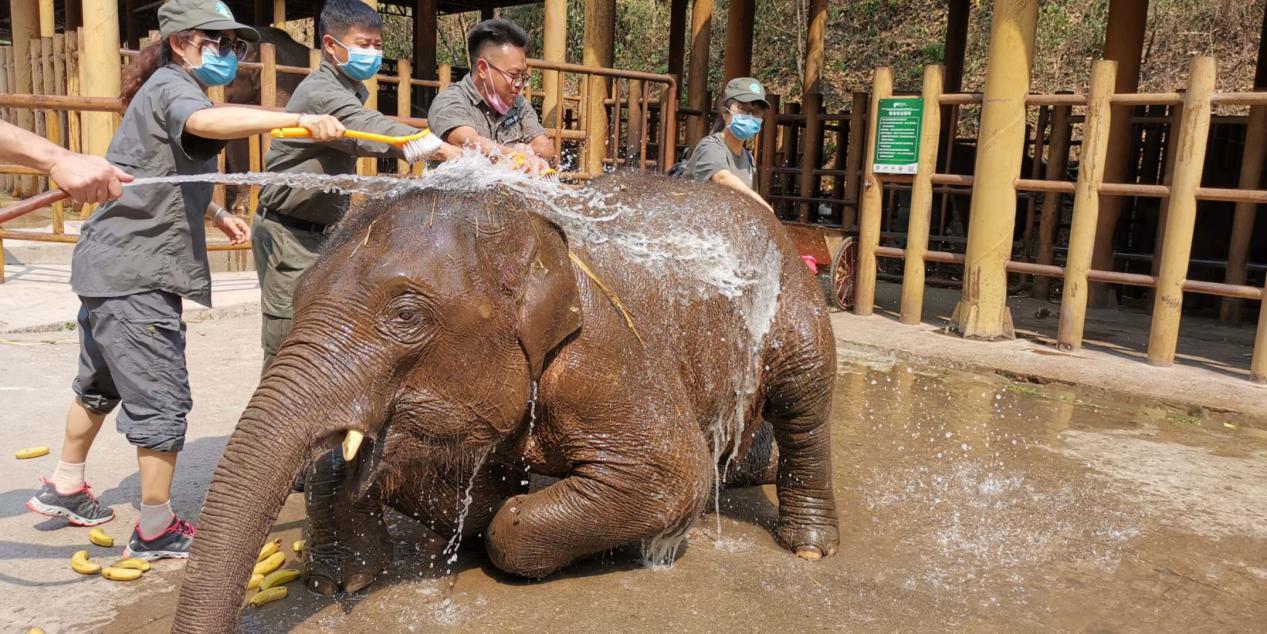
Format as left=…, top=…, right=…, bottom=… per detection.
left=25, top=0, right=344, bottom=561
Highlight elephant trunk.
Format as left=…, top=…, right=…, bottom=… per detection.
left=173, top=345, right=374, bottom=633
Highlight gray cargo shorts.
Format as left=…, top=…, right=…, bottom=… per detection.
left=73, top=290, right=191, bottom=452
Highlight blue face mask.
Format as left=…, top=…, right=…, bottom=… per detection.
left=334, top=39, right=383, bottom=82
left=729, top=113, right=762, bottom=140
left=191, top=45, right=238, bottom=86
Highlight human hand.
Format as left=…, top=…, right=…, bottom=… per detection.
left=213, top=209, right=250, bottom=245
left=297, top=114, right=345, bottom=142
left=433, top=142, right=463, bottom=162
left=48, top=151, right=133, bottom=204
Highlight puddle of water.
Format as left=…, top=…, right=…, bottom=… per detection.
left=106, top=348, right=1267, bottom=633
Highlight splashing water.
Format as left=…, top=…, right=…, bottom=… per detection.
left=440, top=448, right=491, bottom=574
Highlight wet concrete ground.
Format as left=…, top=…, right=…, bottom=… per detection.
left=3, top=312, right=1266, bottom=631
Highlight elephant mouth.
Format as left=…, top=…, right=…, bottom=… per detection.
left=332, top=422, right=390, bottom=500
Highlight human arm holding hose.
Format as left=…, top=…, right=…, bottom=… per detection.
left=0, top=119, right=133, bottom=204
left=184, top=109, right=345, bottom=142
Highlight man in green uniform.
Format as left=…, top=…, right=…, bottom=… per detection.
left=253, top=0, right=459, bottom=369
left=427, top=18, right=555, bottom=174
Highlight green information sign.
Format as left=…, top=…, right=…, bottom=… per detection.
left=873, top=97, right=924, bottom=174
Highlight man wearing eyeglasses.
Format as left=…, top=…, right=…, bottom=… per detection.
left=427, top=19, right=556, bottom=174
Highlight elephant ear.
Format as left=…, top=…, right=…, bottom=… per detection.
left=516, top=213, right=582, bottom=378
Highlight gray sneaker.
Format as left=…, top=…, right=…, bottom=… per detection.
left=26, top=479, right=115, bottom=526
left=124, top=516, right=196, bottom=560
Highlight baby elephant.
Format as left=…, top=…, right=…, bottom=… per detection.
left=174, top=170, right=838, bottom=633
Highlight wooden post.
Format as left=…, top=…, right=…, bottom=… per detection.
left=660, top=79, right=678, bottom=171
left=854, top=67, right=893, bottom=316
left=260, top=43, right=277, bottom=149
left=42, top=36, right=66, bottom=231
left=1032, top=98, right=1072, bottom=300
left=1149, top=103, right=1184, bottom=287
left=124, top=0, right=140, bottom=49
left=414, top=0, right=437, bottom=80
left=66, top=31, right=80, bottom=155
left=397, top=58, right=412, bottom=174
left=778, top=100, right=799, bottom=217
left=1089, top=0, right=1150, bottom=309
left=1253, top=283, right=1267, bottom=382
left=65, top=0, right=81, bottom=30
left=723, top=0, right=754, bottom=80
left=842, top=91, right=867, bottom=231
left=541, top=0, right=566, bottom=130
left=1147, top=56, right=1215, bottom=367
left=254, top=0, right=270, bottom=27
left=797, top=0, right=828, bottom=223
left=583, top=0, right=615, bottom=175
left=11, top=0, right=39, bottom=196
left=686, top=0, right=713, bottom=147
left=0, top=46, right=10, bottom=194
left=81, top=0, right=120, bottom=157
left=1219, top=7, right=1267, bottom=323
left=1056, top=61, right=1117, bottom=351
left=273, top=0, right=285, bottom=24
left=950, top=0, right=1038, bottom=340
left=757, top=93, right=779, bottom=200
left=668, top=0, right=688, bottom=84
left=625, top=79, right=644, bottom=166
left=39, top=0, right=54, bottom=36
left=439, top=63, right=451, bottom=89
left=941, top=0, right=970, bottom=203
left=899, top=65, right=944, bottom=325
left=829, top=108, right=849, bottom=222
left=357, top=0, right=379, bottom=177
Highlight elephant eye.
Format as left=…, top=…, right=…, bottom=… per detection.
left=394, top=308, right=418, bottom=324
left=379, top=293, right=431, bottom=344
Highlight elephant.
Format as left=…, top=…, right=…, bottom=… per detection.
left=172, top=168, right=839, bottom=632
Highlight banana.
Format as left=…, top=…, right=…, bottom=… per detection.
left=15, top=446, right=50, bottom=460
left=249, top=586, right=288, bottom=607
left=247, top=573, right=264, bottom=590
left=260, top=568, right=301, bottom=591
left=112, top=557, right=151, bottom=572
left=291, top=539, right=305, bottom=555
left=88, top=527, right=114, bottom=548
left=256, top=538, right=282, bottom=562
left=70, top=549, right=101, bottom=575
left=101, top=566, right=144, bottom=581
left=27, top=628, right=47, bottom=634
left=252, top=551, right=285, bottom=576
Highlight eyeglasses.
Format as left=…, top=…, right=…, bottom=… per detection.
left=189, top=33, right=249, bottom=61
left=481, top=58, right=529, bottom=90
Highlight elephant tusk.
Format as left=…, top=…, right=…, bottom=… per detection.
left=342, top=430, right=364, bottom=462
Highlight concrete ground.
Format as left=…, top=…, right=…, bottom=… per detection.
left=1, top=268, right=1265, bottom=632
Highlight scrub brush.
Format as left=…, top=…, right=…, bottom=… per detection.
left=271, top=127, right=443, bottom=163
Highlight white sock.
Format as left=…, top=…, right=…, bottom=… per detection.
left=50, top=461, right=86, bottom=494
left=139, top=500, right=174, bottom=539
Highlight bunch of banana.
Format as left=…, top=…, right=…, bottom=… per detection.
left=247, top=573, right=265, bottom=590
left=253, top=551, right=286, bottom=577
left=88, top=528, right=114, bottom=548
left=70, top=550, right=101, bottom=575
left=15, top=447, right=50, bottom=459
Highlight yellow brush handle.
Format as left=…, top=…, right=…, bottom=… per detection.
left=270, top=128, right=429, bottom=146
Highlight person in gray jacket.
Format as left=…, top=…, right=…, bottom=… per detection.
left=26, top=0, right=345, bottom=561
left=253, top=0, right=461, bottom=370
left=681, top=77, right=773, bottom=212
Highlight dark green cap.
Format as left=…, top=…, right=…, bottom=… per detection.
left=722, top=77, right=769, bottom=108
left=159, top=0, right=260, bottom=42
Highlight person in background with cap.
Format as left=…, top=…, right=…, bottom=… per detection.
left=254, top=0, right=461, bottom=372
left=681, top=77, right=773, bottom=212
left=25, top=0, right=346, bottom=561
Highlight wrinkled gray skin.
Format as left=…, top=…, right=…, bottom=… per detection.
left=173, top=172, right=838, bottom=632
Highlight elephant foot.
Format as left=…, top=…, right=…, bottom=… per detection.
left=776, top=522, right=838, bottom=560
left=302, top=541, right=389, bottom=595
left=304, top=570, right=340, bottom=596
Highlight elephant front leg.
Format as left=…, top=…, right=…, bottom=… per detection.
left=303, top=449, right=393, bottom=595
left=484, top=431, right=713, bottom=578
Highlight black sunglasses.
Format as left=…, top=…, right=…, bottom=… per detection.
left=189, top=32, right=250, bottom=61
